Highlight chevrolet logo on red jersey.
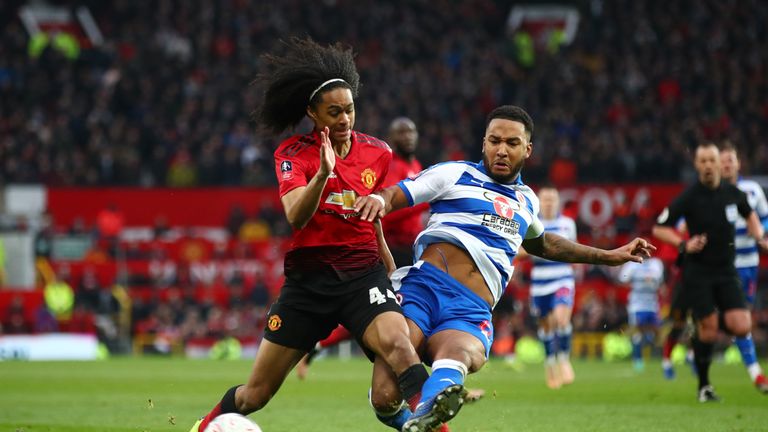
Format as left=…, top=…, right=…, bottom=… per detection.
left=361, top=168, right=376, bottom=189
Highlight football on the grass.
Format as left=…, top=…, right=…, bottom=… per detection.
left=203, top=413, right=262, bottom=432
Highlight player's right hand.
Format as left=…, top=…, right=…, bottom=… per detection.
left=354, top=194, right=385, bottom=222
left=318, top=126, right=335, bottom=178
left=685, top=234, right=707, bottom=253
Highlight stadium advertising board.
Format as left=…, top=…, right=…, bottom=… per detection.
left=0, top=333, right=98, bottom=361
left=46, top=184, right=682, bottom=229
left=557, top=183, right=683, bottom=228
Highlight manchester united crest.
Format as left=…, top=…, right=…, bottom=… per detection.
left=267, top=314, right=282, bottom=331
left=361, top=168, right=376, bottom=189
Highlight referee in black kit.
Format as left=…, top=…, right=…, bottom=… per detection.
left=653, top=142, right=768, bottom=402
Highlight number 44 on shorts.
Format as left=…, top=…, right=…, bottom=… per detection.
left=369, top=286, right=397, bottom=305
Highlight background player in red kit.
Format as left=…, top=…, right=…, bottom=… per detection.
left=382, top=117, right=429, bottom=267
left=190, top=38, right=428, bottom=431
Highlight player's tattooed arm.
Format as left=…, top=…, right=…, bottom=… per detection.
left=522, top=233, right=655, bottom=266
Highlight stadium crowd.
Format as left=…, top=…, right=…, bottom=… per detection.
left=1, top=0, right=768, bottom=188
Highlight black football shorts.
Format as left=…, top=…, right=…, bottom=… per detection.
left=681, top=263, right=746, bottom=320
left=263, top=262, right=402, bottom=360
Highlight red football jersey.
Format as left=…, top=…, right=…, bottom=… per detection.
left=274, top=130, right=392, bottom=276
left=381, top=152, right=428, bottom=248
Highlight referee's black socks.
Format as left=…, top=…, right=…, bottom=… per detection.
left=692, top=336, right=714, bottom=389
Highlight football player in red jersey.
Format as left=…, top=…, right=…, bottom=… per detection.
left=190, top=38, right=428, bottom=432
left=382, top=117, right=429, bottom=268
left=295, top=117, right=428, bottom=379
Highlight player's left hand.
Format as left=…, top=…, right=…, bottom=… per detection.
left=354, top=193, right=385, bottom=222
left=758, top=237, right=768, bottom=253
left=603, top=237, right=656, bottom=266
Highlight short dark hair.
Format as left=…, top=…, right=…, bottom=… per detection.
left=255, top=37, right=361, bottom=134
left=486, top=105, right=534, bottom=140
left=720, top=140, right=738, bottom=156
left=696, top=141, right=718, bottom=151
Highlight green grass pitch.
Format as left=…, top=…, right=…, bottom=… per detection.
left=1, top=357, right=766, bottom=431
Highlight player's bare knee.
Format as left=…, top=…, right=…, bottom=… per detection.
left=369, top=387, right=401, bottom=414
left=468, top=350, right=487, bottom=373
left=727, top=321, right=751, bottom=337
left=724, top=311, right=751, bottom=337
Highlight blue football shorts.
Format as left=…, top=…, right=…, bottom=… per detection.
left=629, top=310, right=659, bottom=327
left=530, top=285, right=575, bottom=318
left=394, top=261, right=494, bottom=359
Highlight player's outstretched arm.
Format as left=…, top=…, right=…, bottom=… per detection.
left=354, top=184, right=410, bottom=222
left=522, top=233, right=655, bottom=266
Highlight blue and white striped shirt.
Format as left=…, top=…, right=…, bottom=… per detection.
left=530, top=215, right=577, bottom=297
left=396, top=161, right=544, bottom=305
left=619, top=257, right=664, bottom=314
left=734, top=178, right=768, bottom=269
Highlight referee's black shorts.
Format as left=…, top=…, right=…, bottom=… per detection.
left=681, top=263, right=746, bottom=320
left=263, top=262, right=402, bottom=360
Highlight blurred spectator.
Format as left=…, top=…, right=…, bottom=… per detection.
left=44, top=272, right=74, bottom=321
left=2, top=296, right=31, bottom=334
left=601, top=290, right=628, bottom=332
left=33, top=212, right=55, bottom=285
left=573, top=289, right=605, bottom=332
left=248, top=278, right=270, bottom=310
left=33, top=303, right=59, bottom=333
left=76, top=266, right=102, bottom=311
left=259, top=200, right=290, bottom=237
left=61, top=302, right=96, bottom=334
left=226, top=205, right=246, bottom=238
left=68, top=217, right=90, bottom=236
left=612, top=192, right=637, bottom=235
left=238, top=213, right=271, bottom=242
left=166, top=146, right=198, bottom=187
left=152, top=215, right=171, bottom=239
left=149, top=248, right=177, bottom=288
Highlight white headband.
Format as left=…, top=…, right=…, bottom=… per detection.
left=308, top=78, right=348, bottom=102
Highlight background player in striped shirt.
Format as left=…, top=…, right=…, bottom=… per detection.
left=720, top=142, right=768, bottom=392
left=356, top=105, right=655, bottom=431
left=518, top=186, right=579, bottom=389
left=617, top=256, right=665, bottom=372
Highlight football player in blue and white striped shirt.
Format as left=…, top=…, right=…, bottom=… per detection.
left=721, top=143, right=768, bottom=393
left=520, top=186, right=579, bottom=389
left=356, top=105, right=656, bottom=431
left=618, top=257, right=665, bottom=372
